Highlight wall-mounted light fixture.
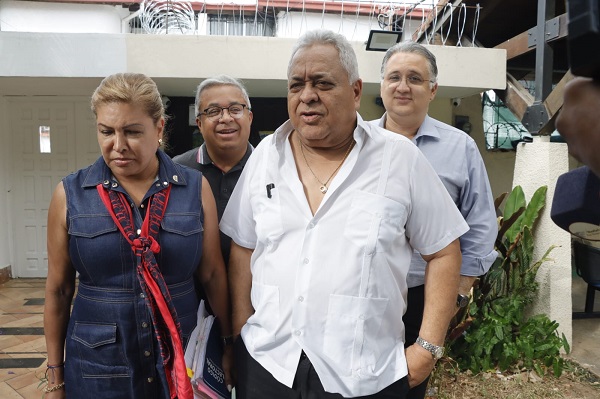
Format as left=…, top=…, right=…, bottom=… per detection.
left=365, top=30, right=402, bottom=52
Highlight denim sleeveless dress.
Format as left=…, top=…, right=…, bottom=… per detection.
left=62, top=151, right=203, bottom=399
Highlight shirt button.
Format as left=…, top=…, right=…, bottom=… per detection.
left=140, top=203, right=145, bottom=208
left=137, top=229, right=142, bottom=235
left=142, top=322, right=148, bottom=328
left=144, top=350, right=151, bottom=357
left=147, top=377, right=154, bottom=383
left=140, top=293, right=145, bottom=299
left=295, top=330, right=302, bottom=336
left=298, top=296, right=304, bottom=302
left=308, top=222, right=315, bottom=229
left=303, top=258, right=309, bottom=264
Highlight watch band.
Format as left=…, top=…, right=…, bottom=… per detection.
left=416, top=336, right=444, bottom=359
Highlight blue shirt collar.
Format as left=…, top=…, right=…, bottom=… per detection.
left=379, top=113, right=441, bottom=143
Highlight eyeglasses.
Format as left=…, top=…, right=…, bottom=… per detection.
left=199, top=104, right=249, bottom=121
left=384, top=74, right=434, bottom=87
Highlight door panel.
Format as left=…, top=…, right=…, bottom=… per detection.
left=9, top=98, right=97, bottom=277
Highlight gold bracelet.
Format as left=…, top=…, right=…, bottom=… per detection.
left=43, top=382, right=65, bottom=393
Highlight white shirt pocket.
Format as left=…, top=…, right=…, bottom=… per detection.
left=343, top=191, right=406, bottom=254
left=323, top=294, right=389, bottom=377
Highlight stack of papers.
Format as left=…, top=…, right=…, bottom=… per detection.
left=184, top=300, right=231, bottom=399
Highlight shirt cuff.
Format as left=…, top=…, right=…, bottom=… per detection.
left=460, top=250, right=498, bottom=277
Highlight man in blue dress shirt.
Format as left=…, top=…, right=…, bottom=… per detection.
left=371, top=42, right=498, bottom=399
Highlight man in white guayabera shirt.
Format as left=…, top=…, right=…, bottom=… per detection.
left=221, top=29, right=469, bottom=399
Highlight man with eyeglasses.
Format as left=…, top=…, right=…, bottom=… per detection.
left=173, top=75, right=254, bottom=267
left=371, top=42, right=497, bottom=399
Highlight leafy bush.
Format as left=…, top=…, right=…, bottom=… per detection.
left=447, top=185, right=570, bottom=377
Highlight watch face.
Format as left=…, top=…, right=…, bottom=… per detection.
left=434, top=346, right=444, bottom=359
left=457, top=294, right=469, bottom=308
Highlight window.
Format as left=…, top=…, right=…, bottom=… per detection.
left=208, top=12, right=275, bottom=37
left=482, top=91, right=531, bottom=151
left=39, top=126, right=51, bottom=154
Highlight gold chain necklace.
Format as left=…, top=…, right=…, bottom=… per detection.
left=298, top=136, right=355, bottom=194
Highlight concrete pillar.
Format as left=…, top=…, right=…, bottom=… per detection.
left=512, top=136, right=572, bottom=346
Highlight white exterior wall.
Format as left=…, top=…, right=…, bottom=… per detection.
left=0, top=1, right=507, bottom=278
left=0, top=0, right=128, bottom=33
left=0, top=95, right=11, bottom=272
left=0, top=32, right=506, bottom=98
left=512, top=138, right=572, bottom=346
left=0, top=32, right=128, bottom=78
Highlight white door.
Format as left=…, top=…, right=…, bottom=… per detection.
left=9, top=98, right=98, bottom=277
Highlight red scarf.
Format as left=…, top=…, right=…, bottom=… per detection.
left=97, top=184, right=193, bottom=399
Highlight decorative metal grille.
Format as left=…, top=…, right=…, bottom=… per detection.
left=140, top=0, right=196, bottom=35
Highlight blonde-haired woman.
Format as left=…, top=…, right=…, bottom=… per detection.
left=43, top=73, right=232, bottom=398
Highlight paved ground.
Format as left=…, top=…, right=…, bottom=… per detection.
left=0, top=276, right=598, bottom=398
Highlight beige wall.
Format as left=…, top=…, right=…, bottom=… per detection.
left=0, top=32, right=506, bottom=100
left=358, top=94, right=384, bottom=122
left=513, top=140, right=572, bottom=345
left=449, top=94, right=517, bottom=201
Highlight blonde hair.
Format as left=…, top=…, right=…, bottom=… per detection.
left=91, top=73, right=165, bottom=124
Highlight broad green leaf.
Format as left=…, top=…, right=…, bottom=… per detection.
left=495, top=325, right=504, bottom=340
left=498, top=207, right=525, bottom=242
left=503, top=186, right=526, bottom=241
left=562, top=333, right=571, bottom=354
left=520, top=186, right=547, bottom=231
left=553, top=358, right=563, bottom=377
left=503, top=185, right=526, bottom=220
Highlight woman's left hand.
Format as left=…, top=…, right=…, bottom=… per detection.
left=222, top=344, right=234, bottom=393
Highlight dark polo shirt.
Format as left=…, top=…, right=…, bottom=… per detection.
left=173, top=143, right=252, bottom=266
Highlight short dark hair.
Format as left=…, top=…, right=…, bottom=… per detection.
left=380, top=42, right=438, bottom=87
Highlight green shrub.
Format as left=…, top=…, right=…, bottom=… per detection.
left=447, top=185, right=569, bottom=377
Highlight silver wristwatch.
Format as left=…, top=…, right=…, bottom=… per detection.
left=416, top=336, right=444, bottom=359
